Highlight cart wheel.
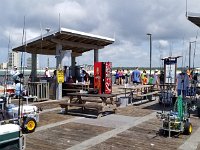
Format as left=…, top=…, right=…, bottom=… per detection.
left=184, top=122, right=192, bottom=135
left=22, top=117, right=37, bottom=133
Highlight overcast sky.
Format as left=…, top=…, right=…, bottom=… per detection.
left=1, top=0, right=200, bottom=68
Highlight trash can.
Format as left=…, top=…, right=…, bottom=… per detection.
left=118, top=97, right=131, bottom=107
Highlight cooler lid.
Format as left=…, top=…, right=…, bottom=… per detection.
left=0, top=124, right=20, bottom=134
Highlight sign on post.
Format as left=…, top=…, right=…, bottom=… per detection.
left=57, top=70, right=64, bottom=83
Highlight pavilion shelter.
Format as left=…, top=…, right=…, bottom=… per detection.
left=12, top=27, right=115, bottom=100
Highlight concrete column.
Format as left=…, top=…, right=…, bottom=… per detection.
left=71, top=56, right=76, bottom=77
left=31, top=53, right=37, bottom=82
left=56, top=44, right=63, bottom=100
left=94, top=49, right=99, bottom=62
left=56, top=44, right=63, bottom=69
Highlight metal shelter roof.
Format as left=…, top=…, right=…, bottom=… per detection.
left=161, top=56, right=182, bottom=60
left=13, top=28, right=115, bottom=55
left=187, top=12, right=200, bottom=27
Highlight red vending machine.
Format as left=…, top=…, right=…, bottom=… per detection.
left=94, top=62, right=112, bottom=94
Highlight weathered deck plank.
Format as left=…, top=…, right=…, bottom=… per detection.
left=19, top=86, right=200, bottom=150
left=26, top=123, right=112, bottom=150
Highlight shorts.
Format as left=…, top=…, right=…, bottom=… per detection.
left=133, top=81, right=140, bottom=84
left=177, top=90, right=186, bottom=97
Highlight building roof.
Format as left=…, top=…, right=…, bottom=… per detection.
left=12, top=28, right=115, bottom=55
left=161, top=56, right=182, bottom=60
left=187, top=12, right=200, bottom=27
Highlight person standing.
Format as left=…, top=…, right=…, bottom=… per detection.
left=148, top=74, right=154, bottom=85
left=177, top=69, right=189, bottom=98
left=152, top=70, right=159, bottom=89
left=159, top=70, right=165, bottom=84
left=44, top=67, right=51, bottom=78
left=80, top=68, right=86, bottom=82
left=122, top=69, right=125, bottom=85
left=115, top=70, right=119, bottom=85
left=15, top=80, right=24, bottom=98
left=118, top=69, right=123, bottom=85
left=131, top=67, right=141, bottom=84
left=10, top=66, right=20, bottom=81
left=126, top=69, right=131, bottom=84
left=142, top=74, right=148, bottom=85
left=141, top=70, right=147, bottom=84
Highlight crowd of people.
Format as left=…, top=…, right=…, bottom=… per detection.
left=114, top=66, right=198, bottom=98
left=114, top=67, right=160, bottom=89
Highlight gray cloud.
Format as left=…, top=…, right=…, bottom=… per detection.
left=1, top=0, right=200, bottom=68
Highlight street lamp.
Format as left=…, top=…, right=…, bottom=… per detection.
left=147, top=33, right=152, bottom=75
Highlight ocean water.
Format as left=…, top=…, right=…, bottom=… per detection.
left=0, top=69, right=46, bottom=84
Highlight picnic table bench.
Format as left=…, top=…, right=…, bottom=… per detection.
left=136, top=90, right=159, bottom=101
left=118, top=84, right=159, bottom=105
left=60, top=93, right=117, bottom=118
left=137, top=91, right=159, bottom=97
left=63, top=89, right=81, bottom=93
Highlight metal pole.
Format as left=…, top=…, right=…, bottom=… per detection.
left=147, top=33, right=152, bottom=75
left=150, top=35, right=152, bottom=75
left=189, top=41, right=196, bottom=71
left=189, top=42, right=191, bottom=71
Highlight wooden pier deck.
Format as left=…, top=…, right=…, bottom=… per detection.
left=10, top=86, right=200, bottom=150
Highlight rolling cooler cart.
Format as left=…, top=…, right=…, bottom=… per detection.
left=157, top=95, right=192, bottom=137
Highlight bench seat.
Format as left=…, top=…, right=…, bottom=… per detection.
left=60, top=102, right=103, bottom=118
left=63, top=89, right=80, bottom=92
left=137, top=91, right=159, bottom=97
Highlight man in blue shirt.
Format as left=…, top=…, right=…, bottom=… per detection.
left=132, top=67, right=141, bottom=84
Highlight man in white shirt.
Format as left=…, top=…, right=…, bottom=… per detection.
left=10, top=66, right=20, bottom=81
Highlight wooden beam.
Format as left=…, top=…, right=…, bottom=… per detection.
left=24, top=47, right=56, bottom=55
left=51, top=39, right=104, bottom=50
left=71, top=52, right=82, bottom=57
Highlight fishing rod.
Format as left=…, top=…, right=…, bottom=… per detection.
left=18, top=16, right=26, bottom=123
left=181, top=37, right=185, bottom=69
left=4, top=35, right=11, bottom=97
left=192, top=29, right=199, bottom=70
left=16, top=16, right=26, bottom=147
left=40, top=22, right=43, bottom=80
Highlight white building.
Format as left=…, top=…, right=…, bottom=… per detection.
left=27, top=57, right=39, bottom=69
left=0, top=62, right=8, bottom=69
left=8, top=52, right=19, bottom=68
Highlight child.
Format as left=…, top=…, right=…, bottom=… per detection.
left=142, top=75, right=148, bottom=85
left=148, top=75, right=154, bottom=85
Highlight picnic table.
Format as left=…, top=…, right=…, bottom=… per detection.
left=118, top=84, right=159, bottom=105
left=119, top=84, right=154, bottom=96
left=60, top=93, right=117, bottom=118
left=64, top=82, right=90, bottom=90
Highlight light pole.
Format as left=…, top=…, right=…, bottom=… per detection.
left=189, top=41, right=196, bottom=71
left=147, top=33, right=152, bottom=75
